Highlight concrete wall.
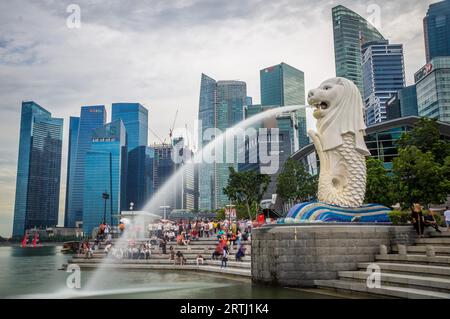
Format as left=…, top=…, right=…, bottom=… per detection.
left=251, top=224, right=416, bottom=287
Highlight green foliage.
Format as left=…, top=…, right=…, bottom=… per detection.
left=397, top=118, right=450, bottom=164
left=392, top=146, right=448, bottom=208
left=276, top=159, right=318, bottom=203
left=223, top=167, right=271, bottom=220
left=365, top=157, right=395, bottom=206
left=388, top=210, right=411, bottom=225
left=215, top=208, right=225, bottom=221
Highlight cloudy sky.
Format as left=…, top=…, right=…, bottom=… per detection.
left=0, top=0, right=435, bottom=237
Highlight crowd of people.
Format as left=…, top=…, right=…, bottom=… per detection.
left=79, top=218, right=254, bottom=269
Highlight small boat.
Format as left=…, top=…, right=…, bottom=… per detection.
left=61, top=241, right=80, bottom=254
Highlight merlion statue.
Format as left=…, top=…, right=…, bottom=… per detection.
left=307, top=77, right=370, bottom=208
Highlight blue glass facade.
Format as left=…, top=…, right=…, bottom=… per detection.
left=260, top=62, right=308, bottom=150
left=424, top=0, right=450, bottom=63
left=362, top=40, right=406, bottom=126
left=198, top=74, right=216, bottom=211
left=127, top=146, right=154, bottom=210
left=197, top=74, right=246, bottom=210
left=83, top=120, right=127, bottom=235
left=112, top=103, right=148, bottom=152
left=13, top=101, right=63, bottom=237
left=332, top=5, right=385, bottom=94
left=64, top=117, right=80, bottom=227
left=66, top=105, right=106, bottom=228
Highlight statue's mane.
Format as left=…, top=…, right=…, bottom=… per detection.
left=316, top=77, right=370, bottom=155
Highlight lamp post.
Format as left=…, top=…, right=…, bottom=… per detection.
left=225, top=203, right=235, bottom=227
left=102, top=192, right=110, bottom=224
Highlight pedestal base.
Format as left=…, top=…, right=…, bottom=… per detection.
left=280, top=202, right=391, bottom=223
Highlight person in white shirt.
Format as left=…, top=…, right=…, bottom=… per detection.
left=444, top=206, right=450, bottom=232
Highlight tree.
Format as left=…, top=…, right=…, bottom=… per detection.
left=364, top=157, right=395, bottom=207
left=397, top=118, right=450, bottom=164
left=276, top=159, right=318, bottom=204
left=392, top=146, right=448, bottom=208
left=223, top=167, right=271, bottom=220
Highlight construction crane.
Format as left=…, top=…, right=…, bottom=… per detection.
left=168, top=109, right=179, bottom=140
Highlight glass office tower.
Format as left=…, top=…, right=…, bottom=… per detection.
left=83, top=120, right=127, bottom=235
left=66, top=105, right=106, bottom=228
left=332, top=5, right=385, bottom=94
left=260, top=62, right=308, bottom=149
left=64, top=117, right=80, bottom=227
left=13, top=101, right=63, bottom=237
left=415, top=56, right=450, bottom=123
left=197, top=74, right=246, bottom=210
left=127, top=146, right=155, bottom=211
left=111, top=103, right=148, bottom=152
left=361, top=40, right=406, bottom=126
left=424, top=0, right=450, bottom=63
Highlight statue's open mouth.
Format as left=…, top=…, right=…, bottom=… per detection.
left=312, top=101, right=329, bottom=110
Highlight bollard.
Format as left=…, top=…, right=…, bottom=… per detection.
left=397, top=244, right=407, bottom=256
left=426, top=245, right=435, bottom=257
left=379, top=244, right=388, bottom=256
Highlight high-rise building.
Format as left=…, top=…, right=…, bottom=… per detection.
left=172, top=137, right=198, bottom=211
left=332, top=5, right=385, bottom=94
left=386, top=85, right=419, bottom=121
left=361, top=40, right=406, bottom=126
left=415, top=57, right=450, bottom=123
left=111, top=103, right=148, bottom=152
left=66, top=105, right=106, bottom=228
left=13, top=101, right=63, bottom=237
left=152, top=143, right=175, bottom=210
left=126, top=146, right=155, bottom=211
left=260, top=62, right=308, bottom=149
left=197, top=74, right=247, bottom=210
left=424, top=0, right=450, bottom=63
left=64, top=117, right=80, bottom=227
left=83, top=120, right=127, bottom=235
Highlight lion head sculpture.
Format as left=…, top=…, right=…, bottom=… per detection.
left=307, top=77, right=370, bottom=156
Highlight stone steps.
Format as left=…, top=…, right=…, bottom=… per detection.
left=358, top=262, right=450, bottom=278
left=415, top=238, right=450, bottom=246
left=71, top=254, right=251, bottom=262
left=314, top=234, right=450, bottom=299
left=338, top=271, right=450, bottom=293
left=375, top=254, right=450, bottom=266
left=69, top=263, right=252, bottom=278
left=314, top=279, right=450, bottom=299
left=392, top=245, right=450, bottom=255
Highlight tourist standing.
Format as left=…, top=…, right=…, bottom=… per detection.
left=221, top=246, right=228, bottom=268
left=411, top=203, right=425, bottom=238
left=445, top=207, right=450, bottom=232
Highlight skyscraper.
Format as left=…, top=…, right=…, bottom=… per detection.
left=424, top=0, right=450, bottom=63
left=83, top=120, right=127, bottom=235
left=127, top=146, right=155, bottom=211
left=111, top=103, right=148, bottom=152
left=361, top=40, right=406, bottom=126
left=386, top=85, right=419, bottom=121
left=260, top=62, right=308, bottom=149
left=332, top=5, right=385, bottom=94
left=415, top=57, right=450, bottom=123
left=197, top=74, right=247, bottom=210
left=13, top=101, right=63, bottom=237
left=66, top=105, right=106, bottom=228
left=64, top=117, right=80, bottom=227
